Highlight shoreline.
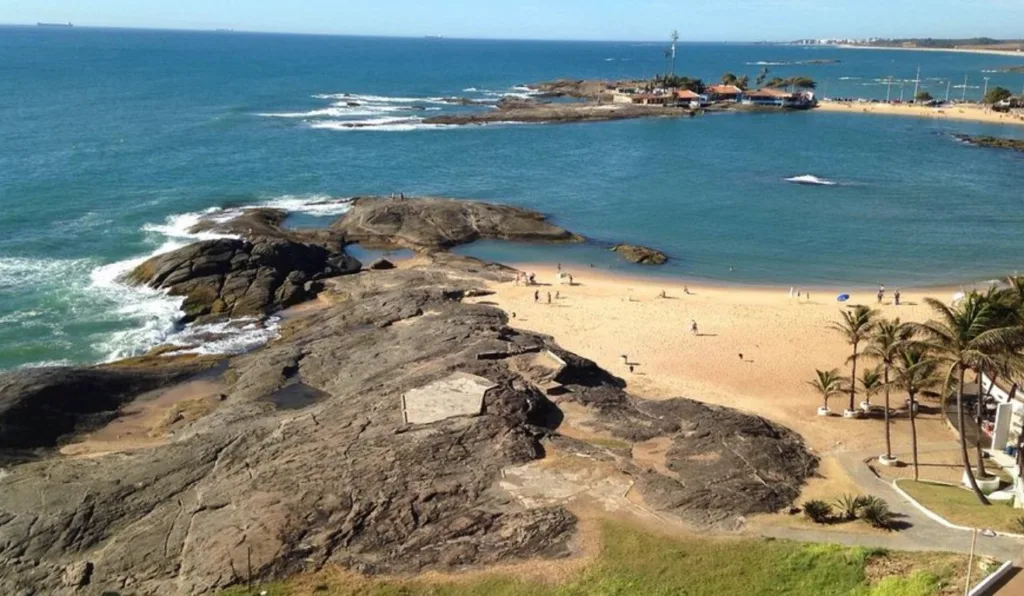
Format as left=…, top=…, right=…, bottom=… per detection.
left=814, top=100, right=1024, bottom=127
left=506, top=260, right=1001, bottom=297
left=835, top=43, right=1024, bottom=57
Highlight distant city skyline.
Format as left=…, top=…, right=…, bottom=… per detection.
left=5, top=0, right=1024, bottom=42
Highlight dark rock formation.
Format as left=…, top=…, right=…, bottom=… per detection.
left=424, top=103, right=692, bottom=126
left=0, top=258, right=816, bottom=595
left=127, top=237, right=361, bottom=323
left=368, top=258, right=395, bottom=270
left=495, top=96, right=543, bottom=110
left=330, top=197, right=585, bottom=251
left=954, top=134, right=1024, bottom=152
left=612, top=244, right=668, bottom=265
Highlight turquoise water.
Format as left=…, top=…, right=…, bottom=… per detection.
left=2, top=27, right=1024, bottom=370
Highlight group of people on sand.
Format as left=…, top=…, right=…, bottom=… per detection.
left=788, top=287, right=812, bottom=301
left=877, top=285, right=902, bottom=306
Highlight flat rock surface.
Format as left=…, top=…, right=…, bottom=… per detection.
left=330, top=197, right=585, bottom=251
left=425, top=103, right=692, bottom=126
left=0, top=253, right=817, bottom=595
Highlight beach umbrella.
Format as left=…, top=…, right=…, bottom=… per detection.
left=836, top=293, right=850, bottom=302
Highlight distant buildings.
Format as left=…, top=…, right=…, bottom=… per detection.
left=610, top=84, right=814, bottom=110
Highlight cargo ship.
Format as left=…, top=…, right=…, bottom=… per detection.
left=37, top=22, right=74, bottom=28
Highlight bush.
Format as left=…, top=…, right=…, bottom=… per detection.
left=835, top=494, right=862, bottom=520
left=861, top=500, right=896, bottom=530
left=1016, top=516, right=1024, bottom=532
left=803, top=500, right=832, bottom=524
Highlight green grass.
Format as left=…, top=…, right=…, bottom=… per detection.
left=583, top=436, right=632, bottom=451
left=221, top=521, right=966, bottom=596
left=898, top=480, right=1023, bottom=534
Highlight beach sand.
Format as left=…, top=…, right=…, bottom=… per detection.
left=836, top=44, right=1024, bottom=58
left=475, top=265, right=970, bottom=469
left=815, top=100, right=1024, bottom=127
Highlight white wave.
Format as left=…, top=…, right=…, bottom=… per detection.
left=18, top=359, right=73, bottom=369
left=312, top=93, right=448, bottom=104
left=785, top=174, right=837, bottom=186
left=261, top=194, right=352, bottom=216
left=746, top=61, right=789, bottom=66
left=164, top=316, right=281, bottom=356
left=838, top=76, right=861, bottom=81
left=0, top=257, right=92, bottom=292
left=462, top=87, right=479, bottom=92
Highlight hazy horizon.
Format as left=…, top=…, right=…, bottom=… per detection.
left=5, top=0, right=1024, bottom=43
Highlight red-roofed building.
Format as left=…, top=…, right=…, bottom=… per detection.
left=706, top=84, right=744, bottom=102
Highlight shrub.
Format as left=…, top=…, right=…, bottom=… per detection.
left=835, top=494, right=862, bottom=521
left=803, top=500, right=832, bottom=524
left=1016, top=516, right=1024, bottom=533
left=861, top=500, right=895, bottom=530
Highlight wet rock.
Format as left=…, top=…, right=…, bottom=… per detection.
left=127, top=237, right=361, bottom=323
left=331, top=197, right=585, bottom=251
left=368, top=258, right=396, bottom=270
left=611, top=244, right=668, bottom=265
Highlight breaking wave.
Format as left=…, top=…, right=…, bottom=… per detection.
left=785, top=174, right=838, bottom=186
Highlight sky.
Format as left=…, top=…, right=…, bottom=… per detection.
left=4, top=0, right=1024, bottom=42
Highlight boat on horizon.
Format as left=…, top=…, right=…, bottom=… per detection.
left=424, top=34, right=444, bottom=40
left=37, top=22, right=73, bottom=28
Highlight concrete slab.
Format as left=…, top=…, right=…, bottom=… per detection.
left=403, top=372, right=496, bottom=425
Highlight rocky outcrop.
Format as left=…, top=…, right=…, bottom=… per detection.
left=425, top=102, right=692, bottom=126
left=495, top=96, right=543, bottom=110
left=529, top=79, right=622, bottom=99
left=612, top=244, right=668, bottom=265
left=954, top=134, right=1024, bottom=152
left=127, top=237, right=361, bottom=323
left=330, top=197, right=585, bottom=251
left=0, top=259, right=816, bottom=595
left=368, top=258, right=396, bottom=270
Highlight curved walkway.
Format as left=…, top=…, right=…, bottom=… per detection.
left=758, top=450, right=1023, bottom=563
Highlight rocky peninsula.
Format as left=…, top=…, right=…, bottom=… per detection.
left=0, top=198, right=814, bottom=595
left=424, top=97, right=692, bottom=126
left=954, top=134, right=1024, bottom=152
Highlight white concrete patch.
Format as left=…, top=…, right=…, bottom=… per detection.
left=403, top=372, right=496, bottom=424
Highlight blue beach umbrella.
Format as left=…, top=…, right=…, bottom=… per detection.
left=836, top=293, right=850, bottom=302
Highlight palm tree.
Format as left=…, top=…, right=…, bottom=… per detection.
left=915, top=294, right=1022, bottom=504
left=829, top=305, right=878, bottom=416
left=860, top=366, right=883, bottom=408
left=809, top=369, right=846, bottom=413
left=864, top=318, right=913, bottom=461
left=891, top=346, right=941, bottom=481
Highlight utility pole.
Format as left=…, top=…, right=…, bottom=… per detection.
left=982, top=76, right=990, bottom=101
left=670, top=30, right=679, bottom=76
left=899, top=80, right=906, bottom=102
left=913, top=66, right=921, bottom=101
left=961, top=74, right=968, bottom=102
left=886, top=76, right=893, bottom=102
left=945, top=80, right=951, bottom=102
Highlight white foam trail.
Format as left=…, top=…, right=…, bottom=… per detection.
left=0, top=257, right=91, bottom=292
left=462, top=87, right=479, bottom=92
left=785, top=175, right=838, bottom=186
left=312, top=93, right=448, bottom=104
left=164, top=316, right=281, bottom=356
left=261, top=194, right=352, bottom=216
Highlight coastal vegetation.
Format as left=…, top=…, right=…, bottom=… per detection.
left=817, top=278, right=1024, bottom=504
left=219, top=520, right=969, bottom=596
left=914, top=91, right=933, bottom=102
left=766, top=76, right=818, bottom=90
left=983, top=86, right=1013, bottom=105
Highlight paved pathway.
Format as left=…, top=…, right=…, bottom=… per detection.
left=758, top=450, right=1024, bottom=563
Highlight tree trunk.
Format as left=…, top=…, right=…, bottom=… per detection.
left=909, top=390, right=920, bottom=481
left=974, top=371, right=988, bottom=479
left=848, top=344, right=858, bottom=412
left=958, top=368, right=991, bottom=505
left=883, top=365, right=892, bottom=459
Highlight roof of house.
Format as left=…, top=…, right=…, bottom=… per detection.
left=707, top=85, right=743, bottom=95
left=746, top=88, right=796, bottom=98
left=676, top=89, right=701, bottom=99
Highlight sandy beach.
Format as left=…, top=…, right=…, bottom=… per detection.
left=837, top=44, right=1024, bottom=58
left=815, top=100, right=1024, bottom=127
left=476, top=265, right=971, bottom=469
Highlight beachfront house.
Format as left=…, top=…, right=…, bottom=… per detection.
left=742, top=88, right=814, bottom=108
left=611, top=87, right=640, bottom=104
left=706, top=84, right=744, bottom=103
left=675, top=89, right=707, bottom=108
left=631, top=92, right=674, bottom=106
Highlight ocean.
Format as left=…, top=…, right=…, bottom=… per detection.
left=2, top=26, right=1024, bottom=371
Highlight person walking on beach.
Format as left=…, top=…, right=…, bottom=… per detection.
left=534, top=290, right=539, bottom=303
left=557, top=263, right=562, bottom=272
left=555, top=291, right=560, bottom=300
left=568, top=274, right=574, bottom=286
left=877, top=288, right=884, bottom=304
left=894, top=288, right=901, bottom=306
left=547, top=292, right=552, bottom=304
left=691, top=319, right=698, bottom=335
left=684, top=286, right=691, bottom=295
